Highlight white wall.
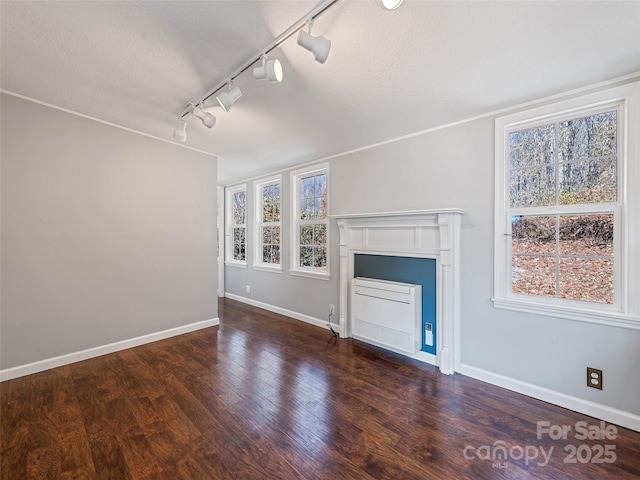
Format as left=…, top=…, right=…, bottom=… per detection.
left=1, top=93, right=218, bottom=371
left=226, top=82, right=640, bottom=429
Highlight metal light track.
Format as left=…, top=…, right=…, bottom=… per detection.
left=178, top=0, right=340, bottom=118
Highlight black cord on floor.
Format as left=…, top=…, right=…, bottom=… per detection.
left=328, top=313, right=337, bottom=337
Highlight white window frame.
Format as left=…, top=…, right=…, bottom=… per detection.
left=494, top=81, right=640, bottom=329
left=225, top=183, right=247, bottom=268
left=290, top=163, right=330, bottom=280
left=254, top=174, right=282, bottom=273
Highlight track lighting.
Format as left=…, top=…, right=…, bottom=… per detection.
left=173, top=119, right=187, bottom=142
left=297, top=21, right=331, bottom=64
left=377, top=0, right=404, bottom=10
left=191, top=104, right=216, bottom=128
left=216, top=85, right=243, bottom=112
left=178, top=0, right=406, bottom=139
left=253, top=55, right=283, bottom=83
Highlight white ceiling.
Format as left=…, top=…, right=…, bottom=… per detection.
left=2, top=0, right=640, bottom=185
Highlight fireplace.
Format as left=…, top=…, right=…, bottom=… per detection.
left=332, top=209, right=464, bottom=375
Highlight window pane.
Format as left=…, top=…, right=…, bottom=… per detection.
left=261, top=227, right=280, bottom=265
left=315, top=174, right=327, bottom=196
left=559, top=214, right=613, bottom=256
left=314, top=247, right=327, bottom=268
left=301, top=199, right=314, bottom=220
left=272, top=195, right=281, bottom=221
left=233, top=191, right=246, bottom=224
left=314, top=224, right=327, bottom=245
left=559, top=157, right=616, bottom=204
left=261, top=183, right=281, bottom=223
left=234, top=244, right=245, bottom=261
left=271, top=226, right=280, bottom=244
left=510, top=166, right=555, bottom=207
left=262, top=202, right=271, bottom=222
left=300, top=246, right=313, bottom=267
left=301, top=177, right=315, bottom=199
left=512, top=215, right=556, bottom=255
left=262, top=226, right=271, bottom=245
left=314, top=197, right=326, bottom=219
left=509, top=124, right=555, bottom=168
left=233, top=227, right=245, bottom=244
left=300, top=225, right=313, bottom=246
left=558, top=111, right=617, bottom=162
left=317, top=174, right=327, bottom=217
left=559, top=258, right=613, bottom=304
left=511, top=255, right=556, bottom=298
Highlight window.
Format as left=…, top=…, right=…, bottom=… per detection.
left=494, top=82, right=640, bottom=327
left=254, top=175, right=282, bottom=271
left=509, top=110, right=617, bottom=304
left=226, top=184, right=247, bottom=266
left=291, top=164, right=329, bottom=279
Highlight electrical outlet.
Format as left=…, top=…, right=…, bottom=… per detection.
left=329, top=304, right=335, bottom=315
left=245, top=285, right=251, bottom=294
left=587, top=367, right=602, bottom=390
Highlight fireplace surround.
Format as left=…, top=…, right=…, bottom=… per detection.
left=332, top=209, right=464, bottom=375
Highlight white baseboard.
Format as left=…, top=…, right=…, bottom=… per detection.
left=0, top=318, right=219, bottom=382
left=458, top=363, right=640, bottom=433
left=225, top=293, right=334, bottom=332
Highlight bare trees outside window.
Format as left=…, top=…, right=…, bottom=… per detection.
left=508, top=110, right=617, bottom=304
left=291, top=165, right=329, bottom=278
left=257, top=180, right=281, bottom=266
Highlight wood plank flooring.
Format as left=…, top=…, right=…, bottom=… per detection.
left=2, top=297, right=640, bottom=479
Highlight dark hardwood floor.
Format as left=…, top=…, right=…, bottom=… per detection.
left=2, top=297, right=640, bottom=479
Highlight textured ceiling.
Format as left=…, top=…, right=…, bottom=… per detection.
left=2, top=0, right=640, bottom=184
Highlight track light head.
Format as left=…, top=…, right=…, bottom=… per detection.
left=297, top=29, right=331, bottom=64
left=216, top=85, right=243, bottom=112
left=253, top=56, right=283, bottom=83
left=173, top=119, right=187, bottom=142
left=191, top=105, right=216, bottom=128
left=377, top=0, right=404, bottom=10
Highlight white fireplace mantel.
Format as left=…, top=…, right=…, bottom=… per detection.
left=330, top=209, right=464, bottom=375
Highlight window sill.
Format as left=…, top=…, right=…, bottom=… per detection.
left=253, top=264, right=283, bottom=274
left=290, top=269, right=331, bottom=281
left=492, top=297, right=640, bottom=330
left=225, top=261, right=247, bottom=269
